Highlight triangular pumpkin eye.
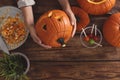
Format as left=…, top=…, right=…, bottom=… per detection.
left=42, top=24, right=47, bottom=30
left=55, top=16, right=62, bottom=21
left=58, top=18, right=62, bottom=21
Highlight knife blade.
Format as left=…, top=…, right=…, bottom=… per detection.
left=0, top=36, right=10, bottom=54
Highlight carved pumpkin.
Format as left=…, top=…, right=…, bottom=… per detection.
left=71, top=6, right=90, bottom=31
left=77, top=0, right=116, bottom=15
left=35, top=10, right=73, bottom=47
left=103, top=13, right=120, bottom=47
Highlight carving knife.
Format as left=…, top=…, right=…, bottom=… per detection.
left=0, top=36, right=10, bottom=54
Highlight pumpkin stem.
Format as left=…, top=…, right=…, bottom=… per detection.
left=87, top=0, right=106, bottom=4
left=57, top=38, right=66, bottom=47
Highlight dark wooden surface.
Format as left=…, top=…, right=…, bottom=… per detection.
left=1, top=0, right=120, bottom=80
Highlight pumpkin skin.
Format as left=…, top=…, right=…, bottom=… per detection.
left=35, top=10, right=73, bottom=47
left=71, top=6, right=90, bottom=31
left=77, top=0, right=116, bottom=15
left=103, top=13, right=120, bottom=47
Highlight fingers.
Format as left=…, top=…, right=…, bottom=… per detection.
left=31, top=33, right=52, bottom=49
left=39, top=43, right=52, bottom=49
left=70, top=17, right=76, bottom=37
left=35, top=39, right=52, bottom=49
left=32, top=36, right=41, bottom=44
left=68, top=13, right=76, bottom=37
left=71, top=21, right=76, bottom=37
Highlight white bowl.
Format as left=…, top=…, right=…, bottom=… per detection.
left=80, top=26, right=103, bottom=48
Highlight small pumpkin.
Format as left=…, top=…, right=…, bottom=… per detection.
left=35, top=10, right=73, bottom=47
left=77, top=0, right=116, bottom=15
left=103, top=13, right=120, bottom=47
left=71, top=6, right=90, bottom=31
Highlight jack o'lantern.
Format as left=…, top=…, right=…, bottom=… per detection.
left=71, top=6, right=90, bottom=31
left=35, top=10, right=73, bottom=47
left=103, top=13, right=120, bottom=47
left=77, top=0, right=116, bottom=15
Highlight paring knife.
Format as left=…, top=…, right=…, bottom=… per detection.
left=0, top=36, right=10, bottom=54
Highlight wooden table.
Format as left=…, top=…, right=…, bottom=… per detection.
left=1, top=0, right=120, bottom=80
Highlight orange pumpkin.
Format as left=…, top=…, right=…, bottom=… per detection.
left=103, top=13, right=120, bottom=47
left=77, top=0, right=116, bottom=15
left=71, top=6, right=90, bottom=31
left=35, top=10, right=73, bottom=47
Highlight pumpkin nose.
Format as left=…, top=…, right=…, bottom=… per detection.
left=57, top=38, right=66, bottom=47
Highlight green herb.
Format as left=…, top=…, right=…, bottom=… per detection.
left=0, top=52, right=29, bottom=80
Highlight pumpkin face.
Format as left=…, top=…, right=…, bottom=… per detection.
left=103, top=13, right=120, bottom=47
left=35, top=10, right=73, bottom=47
left=71, top=6, right=90, bottom=31
left=77, top=0, right=116, bottom=15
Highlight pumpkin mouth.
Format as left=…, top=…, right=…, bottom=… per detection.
left=87, top=0, right=106, bottom=4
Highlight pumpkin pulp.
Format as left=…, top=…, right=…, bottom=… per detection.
left=87, top=0, right=106, bottom=4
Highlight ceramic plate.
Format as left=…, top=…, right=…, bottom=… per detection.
left=0, top=6, right=29, bottom=50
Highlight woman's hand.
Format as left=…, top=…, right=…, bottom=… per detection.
left=29, top=27, right=52, bottom=49
left=58, top=0, right=77, bottom=37
left=20, top=6, right=51, bottom=49
left=65, top=9, right=76, bottom=37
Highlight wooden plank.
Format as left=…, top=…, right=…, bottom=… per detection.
left=0, top=0, right=17, bottom=7
left=13, top=32, right=120, bottom=61
left=28, top=62, right=120, bottom=80
left=33, top=0, right=78, bottom=14
left=1, top=61, right=120, bottom=80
